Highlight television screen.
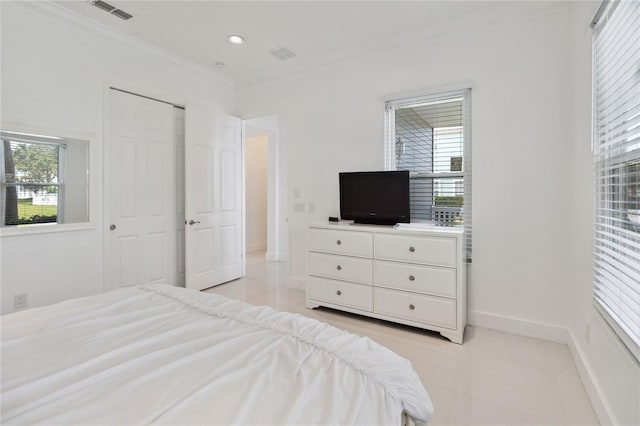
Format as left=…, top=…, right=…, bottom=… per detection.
left=339, top=171, right=410, bottom=225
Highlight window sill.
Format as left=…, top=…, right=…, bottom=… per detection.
left=0, top=222, right=95, bottom=237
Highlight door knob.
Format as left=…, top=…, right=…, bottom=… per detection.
left=109, top=224, right=116, bottom=231
left=187, top=220, right=201, bottom=226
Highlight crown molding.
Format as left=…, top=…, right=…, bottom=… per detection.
left=7, top=0, right=235, bottom=88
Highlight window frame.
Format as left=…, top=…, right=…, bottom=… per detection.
left=591, top=0, right=640, bottom=362
left=1, top=136, right=66, bottom=226
left=385, top=88, right=472, bottom=261
left=0, top=129, right=93, bottom=237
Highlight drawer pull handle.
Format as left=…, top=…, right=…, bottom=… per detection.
left=336, top=290, right=342, bottom=296
left=336, top=240, right=342, bottom=245
left=409, top=275, right=415, bottom=281
left=409, top=246, right=415, bottom=252
left=409, top=304, right=415, bottom=310
left=336, top=265, right=342, bottom=271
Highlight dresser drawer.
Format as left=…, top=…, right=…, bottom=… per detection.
left=374, top=288, right=456, bottom=329
left=375, top=233, right=456, bottom=267
left=307, top=277, right=373, bottom=311
left=309, top=228, right=373, bottom=258
left=309, top=252, right=373, bottom=284
left=374, top=261, right=456, bottom=298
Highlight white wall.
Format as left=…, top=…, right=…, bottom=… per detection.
left=568, top=2, right=640, bottom=425
left=245, top=135, right=268, bottom=253
left=237, top=2, right=574, bottom=338
left=0, top=2, right=233, bottom=314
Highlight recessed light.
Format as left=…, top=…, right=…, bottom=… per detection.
left=227, top=35, right=246, bottom=45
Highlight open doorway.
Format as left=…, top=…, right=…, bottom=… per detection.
left=243, top=114, right=288, bottom=270
left=245, top=134, right=268, bottom=255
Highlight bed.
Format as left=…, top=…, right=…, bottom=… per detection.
left=1, top=284, right=433, bottom=425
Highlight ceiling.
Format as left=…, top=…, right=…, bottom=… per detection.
left=54, top=1, right=562, bottom=87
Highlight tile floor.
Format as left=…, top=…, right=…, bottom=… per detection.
left=205, top=252, right=599, bottom=426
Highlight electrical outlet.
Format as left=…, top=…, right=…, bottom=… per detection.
left=293, top=188, right=301, bottom=199
left=293, top=202, right=305, bottom=213
left=14, top=293, right=27, bottom=310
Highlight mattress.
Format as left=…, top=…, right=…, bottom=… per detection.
left=1, top=284, right=433, bottom=425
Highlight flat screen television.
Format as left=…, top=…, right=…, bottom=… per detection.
left=339, top=171, right=410, bottom=225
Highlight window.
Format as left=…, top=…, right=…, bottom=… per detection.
left=2, top=139, right=61, bottom=225
left=592, top=0, right=640, bottom=361
left=0, top=131, right=90, bottom=229
left=385, top=89, right=471, bottom=260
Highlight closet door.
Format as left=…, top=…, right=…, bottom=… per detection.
left=106, top=90, right=177, bottom=290
left=185, top=105, right=243, bottom=290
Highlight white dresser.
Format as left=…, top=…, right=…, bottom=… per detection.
left=306, top=222, right=466, bottom=343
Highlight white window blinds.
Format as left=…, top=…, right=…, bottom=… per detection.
left=592, top=0, right=640, bottom=361
left=385, top=89, right=472, bottom=261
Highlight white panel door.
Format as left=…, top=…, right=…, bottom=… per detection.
left=185, top=105, right=243, bottom=290
left=107, top=90, right=177, bottom=291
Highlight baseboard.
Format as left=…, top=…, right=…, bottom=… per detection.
left=287, top=276, right=305, bottom=290
left=265, top=251, right=289, bottom=262
left=469, top=310, right=568, bottom=343
left=568, top=330, right=612, bottom=425
left=246, top=242, right=267, bottom=253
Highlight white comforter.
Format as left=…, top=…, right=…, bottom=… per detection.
left=1, top=285, right=432, bottom=425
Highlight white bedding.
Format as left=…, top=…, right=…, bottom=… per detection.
left=1, top=284, right=433, bottom=425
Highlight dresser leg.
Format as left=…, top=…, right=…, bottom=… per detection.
left=305, top=301, right=320, bottom=310
left=440, top=330, right=464, bottom=344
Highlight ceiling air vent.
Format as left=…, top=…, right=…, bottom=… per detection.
left=269, top=47, right=297, bottom=61
left=92, top=0, right=115, bottom=12
left=110, top=8, right=133, bottom=20
left=90, top=0, right=134, bottom=21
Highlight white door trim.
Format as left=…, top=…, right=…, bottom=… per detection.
left=243, top=114, right=288, bottom=265
left=241, top=120, right=247, bottom=277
